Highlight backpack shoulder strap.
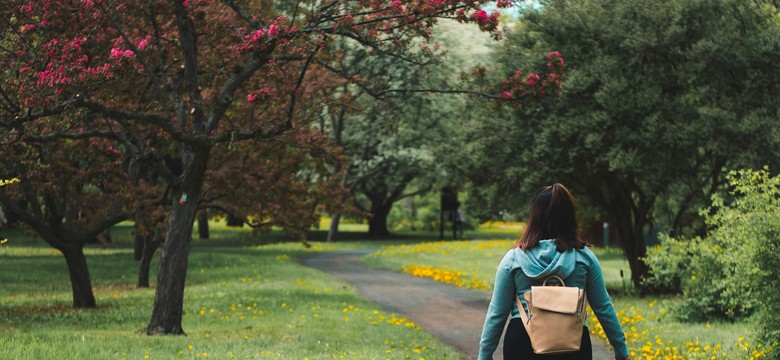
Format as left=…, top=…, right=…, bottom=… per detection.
left=516, top=292, right=531, bottom=325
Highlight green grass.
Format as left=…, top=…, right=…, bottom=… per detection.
left=363, top=238, right=763, bottom=359
left=4, top=221, right=765, bottom=359
left=361, top=239, right=513, bottom=290
left=0, top=224, right=461, bottom=360
left=362, top=238, right=632, bottom=292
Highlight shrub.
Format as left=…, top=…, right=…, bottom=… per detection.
left=645, top=168, right=780, bottom=350
left=645, top=233, right=756, bottom=322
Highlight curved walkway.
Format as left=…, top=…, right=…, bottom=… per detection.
left=299, top=250, right=613, bottom=360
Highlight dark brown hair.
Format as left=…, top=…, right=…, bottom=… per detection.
left=515, top=183, right=587, bottom=252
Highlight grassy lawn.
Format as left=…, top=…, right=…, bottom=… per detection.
left=364, top=235, right=766, bottom=359
left=0, top=222, right=461, bottom=360
left=3, top=220, right=768, bottom=359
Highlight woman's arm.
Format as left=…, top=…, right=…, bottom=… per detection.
left=584, top=249, right=630, bottom=359
left=478, top=253, right=515, bottom=360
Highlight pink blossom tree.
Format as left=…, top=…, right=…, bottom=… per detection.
left=1, top=0, right=561, bottom=334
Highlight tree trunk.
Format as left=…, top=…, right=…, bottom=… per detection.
left=368, top=199, right=392, bottom=237
left=61, top=244, right=97, bottom=308
left=406, top=197, right=417, bottom=231
left=588, top=177, right=653, bottom=292
left=138, top=239, right=162, bottom=288
left=196, top=210, right=209, bottom=239
left=610, top=210, right=651, bottom=292
left=226, top=213, right=244, bottom=227
left=326, top=172, right=350, bottom=243
left=146, top=146, right=210, bottom=335
left=368, top=211, right=390, bottom=237
left=620, top=225, right=651, bottom=292
left=134, top=231, right=144, bottom=261
left=326, top=213, right=341, bottom=243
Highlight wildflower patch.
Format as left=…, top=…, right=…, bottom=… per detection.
left=587, top=305, right=775, bottom=359
left=402, top=264, right=487, bottom=290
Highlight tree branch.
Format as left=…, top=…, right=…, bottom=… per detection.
left=396, top=184, right=433, bottom=201
left=174, top=0, right=206, bottom=133
left=23, top=130, right=120, bottom=142
left=204, top=50, right=276, bottom=132
left=287, top=43, right=323, bottom=128
left=221, top=0, right=264, bottom=29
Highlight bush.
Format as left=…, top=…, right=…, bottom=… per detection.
left=645, top=168, right=780, bottom=350
left=645, top=233, right=757, bottom=322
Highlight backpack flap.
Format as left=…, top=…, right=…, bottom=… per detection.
left=530, top=286, right=582, bottom=314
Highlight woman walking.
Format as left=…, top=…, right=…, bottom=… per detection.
left=478, top=183, right=630, bottom=360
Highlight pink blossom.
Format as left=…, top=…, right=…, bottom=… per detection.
left=138, top=38, right=149, bottom=50
left=496, top=0, right=515, bottom=8
left=525, top=73, right=541, bottom=86
left=546, top=51, right=564, bottom=69
left=471, top=10, right=488, bottom=21
left=182, top=0, right=189, bottom=7
left=21, top=24, right=36, bottom=34
left=268, top=25, right=278, bottom=37
left=247, top=93, right=257, bottom=103
left=109, top=48, right=134, bottom=59
left=68, top=38, right=85, bottom=49
left=499, top=91, right=513, bottom=99
left=251, top=29, right=266, bottom=41
left=489, top=12, right=500, bottom=24
left=110, top=48, right=124, bottom=59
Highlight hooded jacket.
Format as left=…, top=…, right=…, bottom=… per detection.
left=478, top=239, right=629, bottom=359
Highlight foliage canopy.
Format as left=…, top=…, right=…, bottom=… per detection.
left=460, top=0, right=780, bottom=288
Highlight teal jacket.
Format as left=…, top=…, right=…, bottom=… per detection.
left=478, top=240, right=629, bottom=359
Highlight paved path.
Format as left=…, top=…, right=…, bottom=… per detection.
left=299, top=250, right=614, bottom=360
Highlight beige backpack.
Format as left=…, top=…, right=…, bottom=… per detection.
left=515, top=275, right=588, bottom=354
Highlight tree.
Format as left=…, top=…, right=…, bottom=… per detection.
left=319, top=20, right=558, bottom=238
left=0, top=137, right=127, bottom=307
left=461, top=0, right=780, bottom=289
left=350, top=98, right=445, bottom=237
left=318, top=56, right=457, bottom=237
left=2, top=0, right=557, bottom=334
left=313, top=36, right=439, bottom=239
left=202, top=128, right=347, bottom=239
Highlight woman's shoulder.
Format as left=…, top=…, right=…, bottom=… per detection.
left=498, top=247, right=519, bottom=268
left=574, top=246, right=599, bottom=265
left=501, top=247, right=518, bottom=260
